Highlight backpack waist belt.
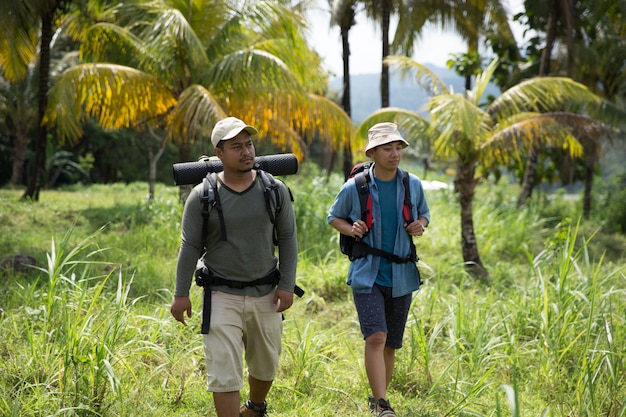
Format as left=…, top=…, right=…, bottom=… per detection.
left=195, top=268, right=304, bottom=334
left=352, top=240, right=418, bottom=263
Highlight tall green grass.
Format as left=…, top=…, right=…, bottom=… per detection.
left=1, top=165, right=625, bottom=416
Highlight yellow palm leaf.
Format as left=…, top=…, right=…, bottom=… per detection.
left=45, top=63, right=177, bottom=143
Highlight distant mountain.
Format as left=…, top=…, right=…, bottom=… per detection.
left=328, top=64, right=501, bottom=123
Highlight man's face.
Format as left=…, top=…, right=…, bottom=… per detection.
left=216, top=132, right=256, bottom=172
left=370, top=141, right=404, bottom=170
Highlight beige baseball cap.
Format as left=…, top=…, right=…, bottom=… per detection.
left=210, top=117, right=258, bottom=148
left=365, top=122, right=409, bottom=155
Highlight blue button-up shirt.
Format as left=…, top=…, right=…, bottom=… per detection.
left=328, top=166, right=430, bottom=297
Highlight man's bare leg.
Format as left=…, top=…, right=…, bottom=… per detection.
left=214, top=391, right=240, bottom=417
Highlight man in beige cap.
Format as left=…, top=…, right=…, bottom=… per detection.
left=171, top=116, right=298, bottom=417
left=327, top=122, right=430, bottom=417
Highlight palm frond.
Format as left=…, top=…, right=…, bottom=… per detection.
left=81, top=23, right=150, bottom=68
left=59, top=1, right=122, bottom=42
left=488, top=77, right=602, bottom=118
left=167, top=84, right=226, bottom=143
left=392, top=4, right=430, bottom=56
left=488, top=76, right=626, bottom=138
left=168, top=0, right=232, bottom=47
left=484, top=112, right=587, bottom=166
left=486, top=0, right=518, bottom=50
left=0, top=9, right=38, bottom=82
left=141, top=8, right=210, bottom=80
left=385, top=55, right=450, bottom=96
left=255, top=36, right=327, bottom=92
left=244, top=0, right=304, bottom=36
left=229, top=91, right=355, bottom=160
left=304, top=93, right=356, bottom=152
left=45, top=63, right=177, bottom=143
left=203, top=9, right=248, bottom=61
left=331, top=0, right=355, bottom=26
left=356, top=107, right=431, bottom=150
left=565, top=98, right=626, bottom=130
left=203, top=48, right=302, bottom=96
left=249, top=7, right=328, bottom=93
left=468, top=58, right=498, bottom=106
left=428, top=93, right=491, bottom=157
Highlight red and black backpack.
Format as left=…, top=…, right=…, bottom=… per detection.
left=339, top=162, right=418, bottom=263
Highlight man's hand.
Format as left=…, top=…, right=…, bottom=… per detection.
left=273, top=288, right=294, bottom=313
left=405, top=219, right=427, bottom=236
left=171, top=296, right=192, bottom=325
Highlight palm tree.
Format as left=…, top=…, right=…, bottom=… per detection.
left=515, top=0, right=626, bottom=207
left=356, top=57, right=620, bottom=278
left=456, top=0, right=518, bottom=91
left=354, top=0, right=517, bottom=110
left=398, top=0, right=518, bottom=91
left=513, top=0, right=574, bottom=207
left=0, top=0, right=71, bottom=200
left=511, top=112, right=618, bottom=212
left=0, top=68, right=37, bottom=186
left=44, top=0, right=355, bottom=199
left=536, top=0, right=576, bottom=77
left=561, top=116, right=614, bottom=218
left=330, top=0, right=357, bottom=178
left=330, top=0, right=400, bottom=108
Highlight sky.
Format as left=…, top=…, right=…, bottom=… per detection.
left=305, top=0, right=527, bottom=77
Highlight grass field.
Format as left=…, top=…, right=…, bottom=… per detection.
left=1, top=163, right=625, bottom=416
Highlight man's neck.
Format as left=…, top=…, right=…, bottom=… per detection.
left=372, top=165, right=397, bottom=181
left=219, top=169, right=256, bottom=192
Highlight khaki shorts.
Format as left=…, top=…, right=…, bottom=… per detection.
left=202, top=290, right=283, bottom=392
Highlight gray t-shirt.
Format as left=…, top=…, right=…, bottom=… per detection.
left=175, top=171, right=298, bottom=297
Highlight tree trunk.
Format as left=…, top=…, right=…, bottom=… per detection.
left=10, top=130, right=29, bottom=185
left=539, top=0, right=559, bottom=76
left=340, top=10, right=354, bottom=179
left=22, top=7, right=54, bottom=200
left=380, top=0, right=391, bottom=108
left=148, top=155, right=159, bottom=200
left=147, top=128, right=167, bottom=200
left=455, top=159, right=488, bottom=279
left=342, top=142, right=353, bottom=181
left=560, top=0, right=576, bottom=77
left=323, top=142, right=335, bottom=174
left=517, top=148, right=539, bottom=207
left=559, top=154, right=575, bottom=185
left=516, top=0, right=558, bottom=206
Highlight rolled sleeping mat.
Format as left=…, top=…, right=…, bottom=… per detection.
left=172, top=153, right=299, bottom=185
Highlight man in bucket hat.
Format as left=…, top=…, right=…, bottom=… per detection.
left=171, top=116, right=298, bottom=417
left=327, top=122, right=430, bottom=417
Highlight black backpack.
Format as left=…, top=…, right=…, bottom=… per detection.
left=194, top=170, right=303, bottom=335
left=339, top=162, right=418, bottom=263
left=198, top=169, right=303, bottom=291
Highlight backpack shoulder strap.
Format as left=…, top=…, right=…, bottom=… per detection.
left=201, top=173, right=226, bottom=246
left=258, top=169, right=285, bottom=246
left=354, top=166, right=373, bottom=228
left=400, top=169, right=418, bottom=261
left=400, top=169, right=414, bottom=223
left=257, top=169, right=281, bottom=223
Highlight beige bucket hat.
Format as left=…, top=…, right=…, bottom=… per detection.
left=365, top=122, right=409, bottom=155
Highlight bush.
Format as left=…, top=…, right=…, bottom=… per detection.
left=599, top=173, right=626, bottom=234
